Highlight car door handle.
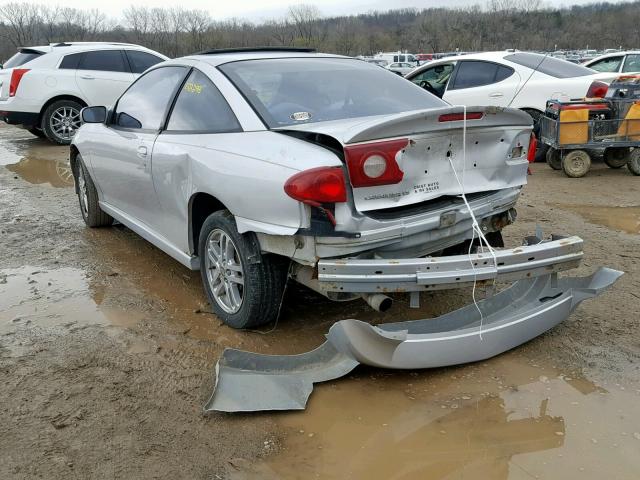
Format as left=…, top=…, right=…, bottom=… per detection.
left=79, top=74, right=95, bottom=80
left=489, top=92, right=504, bottom=97
left=137, top=146, right=148, bottom=158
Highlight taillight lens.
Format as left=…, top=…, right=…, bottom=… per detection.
left=527, top=133, right=537, bottom=163
left=438, top=111, right=484, bottom=122
left=344, top=138, right=408, bottom=187
left=284, top=166, right=347, bottom=204
left=586, top=80, right=608, bottom=98
left=9, top=69, right=30, bottom=97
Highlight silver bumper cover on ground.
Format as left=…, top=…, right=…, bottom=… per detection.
left=205, top=267, right=622, bottom=412
left=317, top=235, right=584, bottom=293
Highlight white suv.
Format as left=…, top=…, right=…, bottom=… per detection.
left=0, top=42, right=168, bottom=144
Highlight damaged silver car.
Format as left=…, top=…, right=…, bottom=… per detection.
left=72, top=48, right=578, bottom=329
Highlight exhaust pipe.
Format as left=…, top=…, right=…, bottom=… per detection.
left=361, top=293, right=393, bottom=312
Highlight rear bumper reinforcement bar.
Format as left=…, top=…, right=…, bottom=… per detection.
left=205, top=267, right=622, bottom=412
left=317, top=235, right=584, bottom=293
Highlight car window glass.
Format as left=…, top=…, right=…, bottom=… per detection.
left=504, top=52, right=593, bottom=78
left=622, top=54, right=640, bottom=73
left=125, top=50, right=164, bottom=74
left=59, top=53, right=83, bottom=69
left=114, top=66, right=186, bottom=130
left=79, top=50, right=127, bottom=72
left=451, top=61, right=500, bottom=89
left=409, top=63, right=455, bottom=97
left=220, top=58, right=447, bottom=128
left=4, top=50, right=43, bottom=68
left=167, top=69, right=241, bottom=133
left=590, top=56, right=623, bottom=72
left=495, top=65, right=514, bottom=82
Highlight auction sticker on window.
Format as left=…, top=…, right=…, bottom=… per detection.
left=290, top=111, right=312, bottom=121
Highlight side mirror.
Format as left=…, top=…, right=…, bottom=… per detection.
left=81, top=106, right=107, bottom=124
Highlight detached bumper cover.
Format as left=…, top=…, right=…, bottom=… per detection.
left=206, top=267, right=622, bottom=412
left=317, top=235, right=584, bottom=293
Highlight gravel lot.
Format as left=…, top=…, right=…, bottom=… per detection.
left=1, top=123, right=639, bottom=479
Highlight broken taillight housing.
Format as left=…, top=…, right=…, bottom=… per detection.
left=284, top=166, right=347, bottom=204
left=586, top=80, right=608, bottom=98
left=344, top=138, right=408, bottom=187
left=9, top=69, right=30, bottom=97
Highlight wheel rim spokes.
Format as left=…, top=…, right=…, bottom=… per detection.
left=205, top=229, right=244, bottom=314
left=50, top=106, right=81, bottom=140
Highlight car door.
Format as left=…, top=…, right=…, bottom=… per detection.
left=443, top=60, right=520, bottom=108
left=89, top=66, right=189, bottom=226
left=75, top=50, right=135, bottom=107
left=151, top=68, right=243, bottom=251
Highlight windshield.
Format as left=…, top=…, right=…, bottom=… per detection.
left=219, top=57, right=446, bottom=128
left=504, top=53, right=594, bottom=78
left=3, top=50, right=43, bottom=69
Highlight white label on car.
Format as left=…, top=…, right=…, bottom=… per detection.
left=290, top=111, right=312, bottom=121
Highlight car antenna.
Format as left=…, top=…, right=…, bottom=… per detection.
left=507, top=52, right=550, bottom=108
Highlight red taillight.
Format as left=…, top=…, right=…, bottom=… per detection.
left=527, top=133, right=537, bottom=163
left=9, top=69, right=30, bottom=97
left=438, top=112, right=484, bottom=122
left=284, top=166, right=347, bottom=204
left=586, top=80, right=608, bottom=98
left=344, top=138, right=408, bottom=188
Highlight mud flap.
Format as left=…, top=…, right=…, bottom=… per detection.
left=205, top=267, right=622, bottom=412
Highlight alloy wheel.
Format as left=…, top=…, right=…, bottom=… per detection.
left=205, top=229, right=245, bottom=314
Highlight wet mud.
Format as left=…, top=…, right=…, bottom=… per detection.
left=1, top=124, right=639, bottom=479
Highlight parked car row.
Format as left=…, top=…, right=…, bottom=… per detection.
left=0, top=42, right=167, bottom=144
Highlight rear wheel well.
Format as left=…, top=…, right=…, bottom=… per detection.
left=190, top=193, right=227, bottom=255
left=69, top=145, right=80, bottom=192
left=39, top=95, right=87, bottom=125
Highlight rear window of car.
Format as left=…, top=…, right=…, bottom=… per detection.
left=79, top=50, right=128, bottom=73
left=3, top=50, right=44, bottom=69
left=219, top=57, right=447, bottom=128
left=125, top=50, right=164, bottom=74
left=59, top=53, right=83, bottom=69
left=504, top=53, right=593, bottom=78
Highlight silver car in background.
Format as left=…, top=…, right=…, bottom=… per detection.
left=71, top=48, right=583, bottom=328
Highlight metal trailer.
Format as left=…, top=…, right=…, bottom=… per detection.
left=539, top=75, right=640, bottom=178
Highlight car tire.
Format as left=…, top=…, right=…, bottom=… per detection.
left=41, top=99, right=83, bottom=145
left=562, top=150, right=591, bottom=178
left=604, top=147, right=630, bottom=169
left=546, top=148, right=562, bottom=170
left=75, top=155, right=113, bottom=227
left=627, top=148, right=640, bottom=176
left=28, top=127, right=46, bottom=139
left=523, top=109, right=548, bottom=163
left=199, top=210, right=288, bottom=329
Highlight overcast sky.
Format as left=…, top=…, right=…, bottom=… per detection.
left=1, top=0, right=628, bottom=22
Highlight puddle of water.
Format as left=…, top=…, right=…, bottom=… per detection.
left=230, top=355, right=640, bottom=480
left=0, top=123, right=71, bottom=187
left=5, top=156, right=74, bottom=188
left=563, top=205, right=640, bottom=234
left=0, top=266, right=144, bottom=335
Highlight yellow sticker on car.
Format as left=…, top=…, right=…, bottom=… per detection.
left=184, top=82, right=203, bottom=94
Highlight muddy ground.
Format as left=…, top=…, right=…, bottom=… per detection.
left=0, top=122, right=639, bottom=479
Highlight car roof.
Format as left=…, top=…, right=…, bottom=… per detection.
left=179, top=50, right=347, bottom=67
left=20, top=42, right=166, bottom=56
left=429, top=51, right=512, bottom=63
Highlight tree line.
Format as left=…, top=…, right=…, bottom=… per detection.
left=1, top=1, right=639, bottom=62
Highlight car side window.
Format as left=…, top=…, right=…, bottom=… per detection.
left=114, top=66, right=187, bottom=130
left=167, top=69, right=241, bottom=133
left=622, top=54, right=640, bottom=73
left=409, top=63, right=455, bottom=97
left=450, top=61, right=513, bottom=90
left=125, top=50, right=164, bottom=74
left=590, top=56, right=624, bottom=72
left=79, top=50, right=128, bottom=73
left=59, top=53, right=83, bottom=69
